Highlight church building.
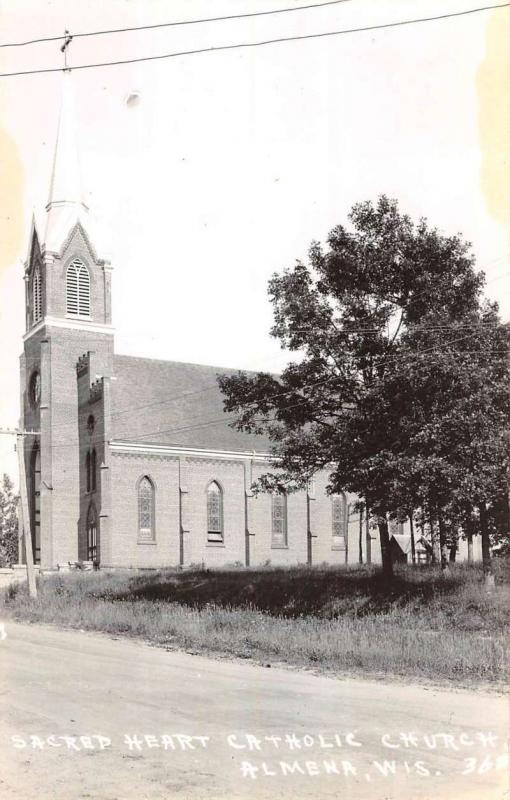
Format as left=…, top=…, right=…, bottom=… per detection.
left=20, top=75, right=372, bottom=571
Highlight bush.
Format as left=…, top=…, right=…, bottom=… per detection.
left=0, top=474, right=18, bottom=567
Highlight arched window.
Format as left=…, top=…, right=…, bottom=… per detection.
left=91, top=449, right=97, bottom=492
left=32, top=268, right=42, bottom=323
left=207, top=481, right=223, bottom=542
left=271, top=492, right=287, bottom=547
left=66, top=258, right=90, bottom=317
left=30, top=445, right=41, bottom=563
left=86, top=451, right=91, bottom=493
left=87, top=503, right=98, bottom=562
left=138, top=476, right=155, bottom=541
left=332, top=493, right=348, bottom=550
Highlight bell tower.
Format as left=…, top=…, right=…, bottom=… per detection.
left=20, top=73, right=114, bottom=568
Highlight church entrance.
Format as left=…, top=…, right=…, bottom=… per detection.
left=86, top=504, right=98, bottom=563
left=30, top=444, right=41, bottom=563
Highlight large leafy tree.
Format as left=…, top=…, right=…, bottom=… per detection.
left=374, top=301, right=510, bottom=576
left=0, top=474, right=19, bottom=567
left=219, top=197, right=509, bottom=579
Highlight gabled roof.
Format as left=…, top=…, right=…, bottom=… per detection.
left=390, top=534, right=412, bottom=554
left=24, top=213, right=41, bottom=274
left=390, top=534, right=431, bottom=555
left=111, top=354, right=273, bottom=454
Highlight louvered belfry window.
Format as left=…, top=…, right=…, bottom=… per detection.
left=66, top=258, right=91, bottom=316
left=207, top=481, right=223, bottom=542
left=138, top=476, right=155, bottom=541
left=32, top=268, right=42, bottom=323
left=332, top=494, right=347, bottom=549
left=271, top=492, right=287, bottom=546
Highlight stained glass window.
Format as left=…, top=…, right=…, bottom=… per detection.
left=271, top=492, right=287, bottom=546
left=332, top=494, right=347, bottom=549
left=66, top=258, right=91, bottom=316
left=87, top=504, right=98, bottom=561
left=138, top=476, right=155, bottom=541
left=207, top=482, right=223, bottom=542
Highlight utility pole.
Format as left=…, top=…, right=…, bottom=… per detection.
left=0, top=427, right=39, bottom=598
left=60, top=29, right=73, bottom=71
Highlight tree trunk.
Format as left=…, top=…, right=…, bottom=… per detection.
left=409, top=510, right=416, bottom=565
left=365, top=503, right=372, bottom=565
left=449, top=527, right=458, bottom=563
left=378, top=515, right=393, bottom=582
left=437, top=513, right=449, bottom=572
left=466, top=515, right=474, bottom=563
left=479, top=500, right=494, bottom=588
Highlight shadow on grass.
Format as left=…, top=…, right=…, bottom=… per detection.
left=104, top=562, right=508, bottom=619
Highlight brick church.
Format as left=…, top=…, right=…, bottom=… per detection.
left=20, top=74, right=375, bottom=571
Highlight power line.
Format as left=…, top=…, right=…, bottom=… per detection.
left=10, top=335, right=510, bottom=450
left=291, top=322, right=509, bottom=334
left=0, top=0, right=355, bottom=49
left=1, top=2, right=509, bottom=78
left=11, top=254, right=510, bottom=439
left=16, top=306, right=510, bottom=439
left=121, top=330, right=499, bottom=443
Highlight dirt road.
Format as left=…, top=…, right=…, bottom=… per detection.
left=0, top=620, right=507, bottom=799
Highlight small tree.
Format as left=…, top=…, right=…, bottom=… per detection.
left=0, top=474, right=19, bottom=567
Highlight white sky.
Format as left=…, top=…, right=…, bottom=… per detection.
left=0, top=0, right=509, bottom=479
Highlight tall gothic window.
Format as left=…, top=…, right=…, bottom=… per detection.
left=86, top=451, right=91, bottom=493
left=332, top=493, right=347, bottom=549
left=30, top=445, right=41, bottom=563
left=207, top=481, right=223, bottom=542
left=32, top=268, right=42, bottom=323
left=138, top=476, right=155, bottom=542
left=66, top=258, right=90, bottom=317
left=91, top=449, right=97, bottom=492
left=271, top=492, right=287, bottom=547
left=87, top=503, right=98, bottom=562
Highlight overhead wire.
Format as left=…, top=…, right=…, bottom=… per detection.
left=14, top=327, right=510, bottom=449
left=14, top=251, right=510, bottom=441
left=98, top=329, right=507, bottom=444
left=1, top=2, right=510, bottom=77
left=0, top=0, right=355, bottom=48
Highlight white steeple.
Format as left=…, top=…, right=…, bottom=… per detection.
left=44, top=71, right=89, bottom=253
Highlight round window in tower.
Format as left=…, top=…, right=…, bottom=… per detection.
left=30, top=371, right=41, bottom=407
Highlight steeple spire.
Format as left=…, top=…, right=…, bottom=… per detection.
left=44, top=71, right=89, bottom=252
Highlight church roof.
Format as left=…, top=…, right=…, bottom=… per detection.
left=111, top=354, right=273, bottom=454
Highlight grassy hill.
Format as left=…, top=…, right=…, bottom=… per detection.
left=2, top=561, right=508, bottom=684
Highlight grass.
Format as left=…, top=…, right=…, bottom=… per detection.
left=2, top=561, right=508, bottom=684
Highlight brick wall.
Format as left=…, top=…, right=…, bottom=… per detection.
left=109, top=453, right=180, bottom=568
left=21, top=223, right=114, bottom=568
left=107, top=451, right=353, bottom=568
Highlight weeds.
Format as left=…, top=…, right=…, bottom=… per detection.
left=1, top=562, right=508, bottom=683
